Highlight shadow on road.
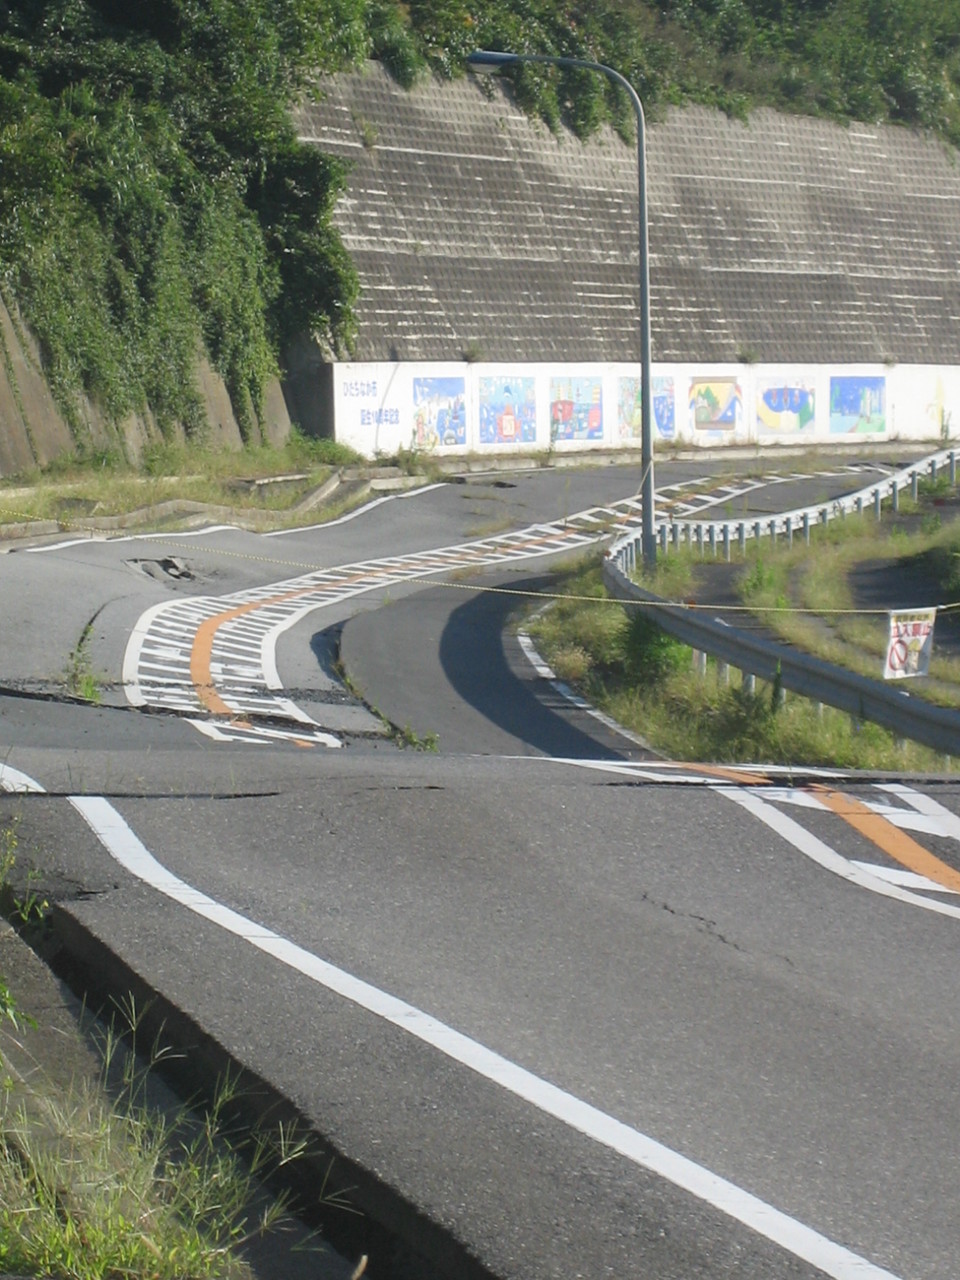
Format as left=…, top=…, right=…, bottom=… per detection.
left=437, top=573, right=633, bottom=760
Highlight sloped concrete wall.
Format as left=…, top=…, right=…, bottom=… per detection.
left=295, top=63, right=960, bottom=367
left=0, top=295, right=292, bottom=478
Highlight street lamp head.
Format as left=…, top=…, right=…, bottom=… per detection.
left=466, top=51, right=518, bottom=70
left=465, top=45, right=656, bottom=567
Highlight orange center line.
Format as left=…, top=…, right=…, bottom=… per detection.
left=680, top=762, right=773, bottom=786
left=188, top=531, right=579, bottom=714
left=811, top=786, right=960, bottom=894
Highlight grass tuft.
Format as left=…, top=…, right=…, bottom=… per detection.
left=0, top=995, right=327, bottom=1280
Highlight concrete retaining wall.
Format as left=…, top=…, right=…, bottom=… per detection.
left=295, top=62, right=960, bottom=368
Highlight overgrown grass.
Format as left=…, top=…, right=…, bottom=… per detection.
left=0, top=430, right=362, bottom=526
left=733, top=510, right=960, bottom=703
left=526, top=556, right=953, bottom=770
left=0, top=827, right=347, bottom=1279
left=0, top=1008, right=318, bottom=1280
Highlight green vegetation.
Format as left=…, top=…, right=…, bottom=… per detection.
left=0, top=1010, right=317, bottom=1280
left=0, top=0, right=368, bottom=446
left=0, top=822, right=34, bottom=1032
left=526, top=554, right=952, bottom=770
left=1, top=825, right=345, bottom=1280
left=0, top=430, right=361, bottom=529
left=734, top=508, right=960, bottom=705
left=1, top=1, right=959, bottom=462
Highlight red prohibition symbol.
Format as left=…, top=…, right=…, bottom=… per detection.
left=889, top=637, right=909, bottom=670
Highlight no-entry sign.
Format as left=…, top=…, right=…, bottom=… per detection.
left=884, top=608, right=937, bottom=679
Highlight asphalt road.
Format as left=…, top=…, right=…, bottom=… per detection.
left=2, top=454, right=958, bottom=1280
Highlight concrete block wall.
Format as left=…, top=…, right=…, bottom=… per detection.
left=294, top=63, right=960, bottom=368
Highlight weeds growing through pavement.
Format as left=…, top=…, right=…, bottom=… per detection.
left=65, top=622, right=103, bottom=705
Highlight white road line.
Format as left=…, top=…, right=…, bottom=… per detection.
left=69, top=789, right=902, bottom=1279
left=516, top=632, right=652, bottom=751
left=0, top=759, right=900, bottom=1279
left=0, top=764, right=45, bottom=793
left=875, top=783, right=960, bottom=841
left=720, top=785, right=960, bottom=922
left=765, top=786, right=960, bottom=839
left=851, top=861, right=959, bottom=894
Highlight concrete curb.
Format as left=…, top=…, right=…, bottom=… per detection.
left=19, top=905, right=489, bottom=1280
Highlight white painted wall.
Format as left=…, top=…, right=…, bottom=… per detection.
left=333, top=361, right=960, bottom=458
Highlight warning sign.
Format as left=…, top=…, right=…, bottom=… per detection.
left=884, top=608, right=937, bottom=680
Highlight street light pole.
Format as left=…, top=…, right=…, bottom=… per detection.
left=467, top=49, right=656, bottom=569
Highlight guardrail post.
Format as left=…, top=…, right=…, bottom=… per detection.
left=717, top=660, right=729, bottom=686
left=856, top=495, right=863, bottom=516
left=803, top=512, right=810, bottom=544
left=743, top=672, right=755, bottom=695
left=892, top=479, right=899, bottom=513
left=911, top=471, right=919, bottom=501
left=930, top=458, right=938, bottom=486
left=723, top=525, right=731, bottom=561
left=738, top=522, right=746, bottom=556
left=950, top=451, right=956, bottom=486
left=708, top=525, right=717, bottom=557
left=770, top=518, right=777, bottom=546
left=786, top=515, right=793, bottom=548
left=874, top=488, right=882, bottom=519
left=673, top=522, right=680, bottom=551
left=754, top=520, right=762, bottom=543
left=693, top=649, right=707, bottom=677
left=820, top=507, right=829, bottom=529
left=659, top=525, right=668, bottom=554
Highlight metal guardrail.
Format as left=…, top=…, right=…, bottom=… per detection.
left=613, top=447, right=958, bottom=570
left=605, top=448, right=960, bottom=756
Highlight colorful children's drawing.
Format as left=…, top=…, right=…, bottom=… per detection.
left=412, top=377, right=466, bottom=448
left=550, top=376, right=603, bottom=442
left=689, top=378, right=742, bottom=432
left=757, top=380, right=816, bottom=435
left=478, top=377, right=537, bottom=445
left=829, top=375, right=885, bottom=434
left=617, top=377, right=676, bottom=441
left=618, top=378, right=642, bottom=441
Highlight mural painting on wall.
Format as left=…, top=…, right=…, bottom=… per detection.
left=689, top=378, right=742, bottom=433
left=757, top=379, right=816, bottom=436
left=617, top=377, right=676, bottom=441
left=412, top=377, right=466, bottom=449
left=550, top=376, right=603, bottom=441
left=829, top=375, right=885, bottom=434
left=479, top=377, right=537, bottom=445
left=923, top=375, right=951, bottom=439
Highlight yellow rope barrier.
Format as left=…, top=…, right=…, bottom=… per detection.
left=3, top=505, right=958, bottom=618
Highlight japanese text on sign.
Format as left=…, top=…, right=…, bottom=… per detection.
left=884, top=608, right=936, bottom=680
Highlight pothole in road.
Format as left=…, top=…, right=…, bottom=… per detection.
left=127, top=556, right=196, bottom=583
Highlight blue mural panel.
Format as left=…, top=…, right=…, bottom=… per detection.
left=478, top=377, right=537, bottom=445
left=829, top=375, right=885, bottom=434
left=413, top=377, right=466, bottom=448
left=757, top=379, right=816, bottom=435
left=618, top=377, right=675, bottom=441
